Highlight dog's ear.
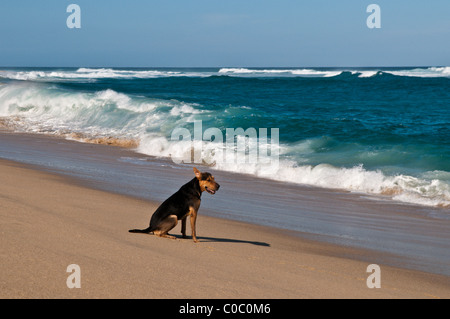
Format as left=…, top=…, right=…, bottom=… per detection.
left=193, top=167, right=201, bottom=179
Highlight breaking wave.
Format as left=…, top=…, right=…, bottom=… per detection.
left=218, top=67, right=450, bottom=78
left=218, top=68, right=343, bottom=77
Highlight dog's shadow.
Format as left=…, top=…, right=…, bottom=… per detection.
left=201, top=236, right=271, bottom=247
left=173, top=235, right=270, bottom=247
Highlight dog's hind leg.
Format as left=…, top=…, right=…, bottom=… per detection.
left=181, top=216, right=188, bottom=238
left=153, top=215, right=178, bottom=239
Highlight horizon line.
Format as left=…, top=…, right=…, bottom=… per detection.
left=0, top=65, right=444, bottom=69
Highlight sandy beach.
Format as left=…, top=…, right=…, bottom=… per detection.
left=1, top=158, right=449, bottom=299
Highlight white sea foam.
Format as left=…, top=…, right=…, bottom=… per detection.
left=384, top=67, right=450, bottom=78
left=218, top=67, right=450, bottom=78
left=213, top=160, right=450, bottom=208
left=218, top=68, right=342, bottom=77
left=354, top=71, right=379, bottom=78
left=74, top=68, right=184, bottom=79
left=0, top=68, right=210, bottom=81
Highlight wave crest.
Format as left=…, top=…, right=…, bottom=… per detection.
left=219, top=68, right=343, bottom=77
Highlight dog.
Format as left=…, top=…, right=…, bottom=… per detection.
left=129, top=167, right=220, bottom=243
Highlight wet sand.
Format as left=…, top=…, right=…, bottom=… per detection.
left=1, top=158, right=450, bottom=298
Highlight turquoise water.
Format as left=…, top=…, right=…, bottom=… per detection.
left=0, top=67, right=449, bottom=207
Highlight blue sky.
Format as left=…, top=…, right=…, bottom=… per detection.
left=0, top=0, right=449, bottom=67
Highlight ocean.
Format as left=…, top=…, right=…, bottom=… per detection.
left=1, top=66, right=449, bottom=209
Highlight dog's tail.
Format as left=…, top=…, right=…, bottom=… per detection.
left=129, top=226, right=152, bottom=234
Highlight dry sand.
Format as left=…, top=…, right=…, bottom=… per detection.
left=1, top=159, right=449, bottom=299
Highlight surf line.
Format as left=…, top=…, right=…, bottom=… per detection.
left=170, top=120, right=280, bottom=167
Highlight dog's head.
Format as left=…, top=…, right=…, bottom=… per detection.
left=194, top=167, right=220, bottom=195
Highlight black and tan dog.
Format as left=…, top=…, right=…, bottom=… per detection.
left=129, top=167, right=220, bottom=243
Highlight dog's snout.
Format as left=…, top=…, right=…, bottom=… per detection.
left=216, top=183, right=220, bottom=190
